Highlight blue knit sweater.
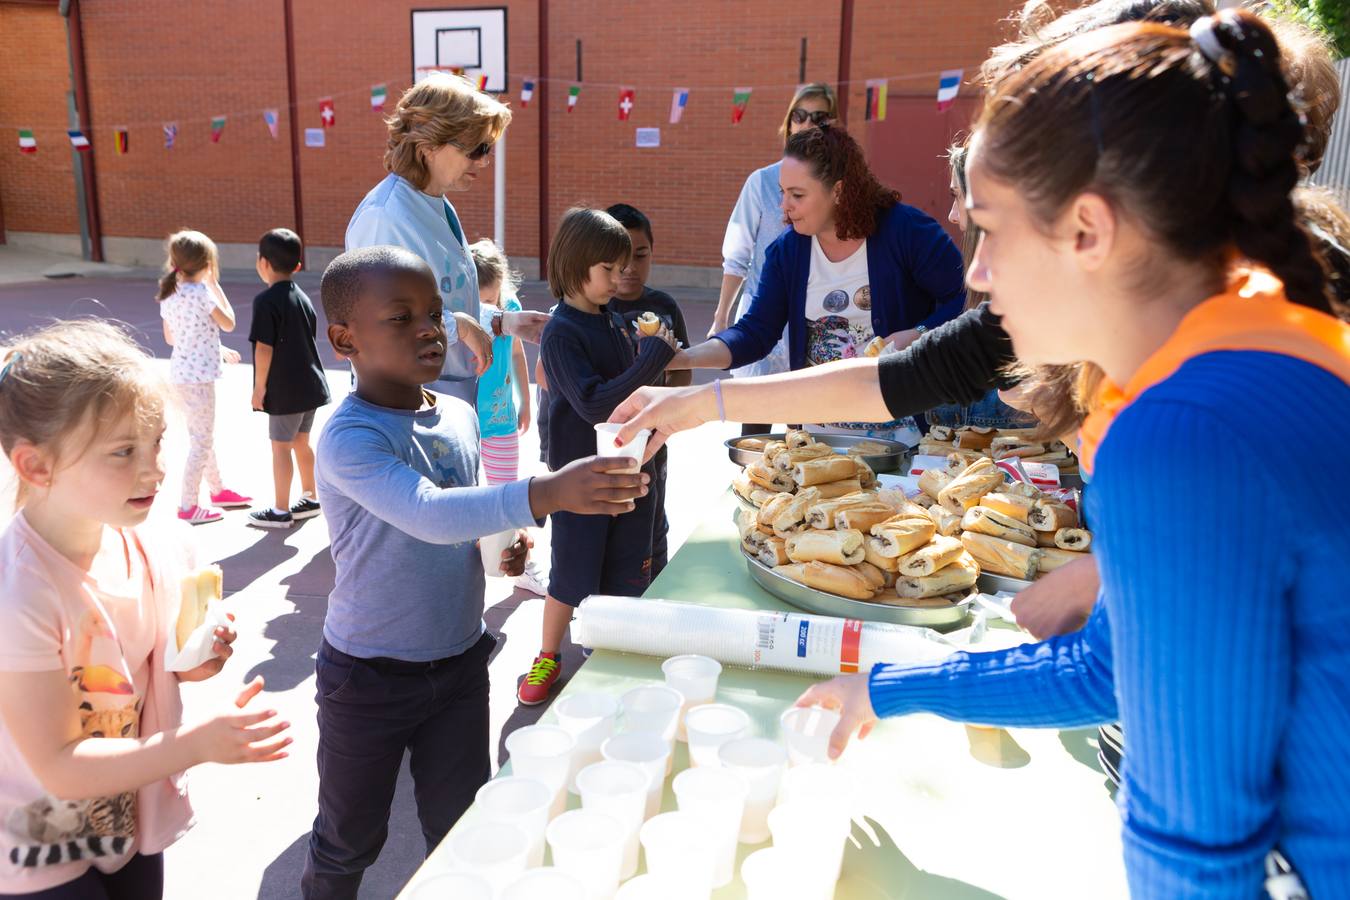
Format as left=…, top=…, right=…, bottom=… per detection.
left=869, top=351, right=1350, bottom=898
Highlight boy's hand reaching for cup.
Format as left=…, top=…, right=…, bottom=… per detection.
left=529, top=456, right=649, bottom=518
left=500, top=530, right=533, bottom=577
left=795, top=672, right=878, bottom=761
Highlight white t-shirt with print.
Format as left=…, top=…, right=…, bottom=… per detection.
left=160, top=281, right=222, bottom=384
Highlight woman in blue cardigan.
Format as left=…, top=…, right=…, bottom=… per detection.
left=672, top=125, right=965, bottom=445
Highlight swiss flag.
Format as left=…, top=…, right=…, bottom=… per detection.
left=319, top=97, right=335, bottom=128
left=618, top=88, right=635, bottom=121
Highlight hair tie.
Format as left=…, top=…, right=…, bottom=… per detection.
left=1191, top=16, right=1237, bottom=78
left=171, top=266, right=179, bottom=274
left=0, top=352, right=21, bottom=387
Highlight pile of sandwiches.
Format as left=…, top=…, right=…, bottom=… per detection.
left=918, top=424, right=1077, bottom=473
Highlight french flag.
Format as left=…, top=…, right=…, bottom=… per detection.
left=936, top=69, right=963, bottom=112
left=670, top=88, right=689, bottom=124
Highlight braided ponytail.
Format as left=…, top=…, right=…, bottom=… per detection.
left=1197, top=10, right=1334, bottom=314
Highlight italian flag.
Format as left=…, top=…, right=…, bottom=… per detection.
left=370, top=84, right=387, bottom=111
left=731, top=87, right=752, bottom=124
left=18, top=129, right=36, bottom=154
left=210, top=115, right=227, bottom=143
left=567, top=84, right=580, bottom=112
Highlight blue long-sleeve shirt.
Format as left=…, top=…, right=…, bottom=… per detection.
left=716, top=202, right=966, bottom=371
left=869, top=351, right=1350, bottom=898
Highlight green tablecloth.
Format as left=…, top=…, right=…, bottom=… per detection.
left=402, top=492, right=1127, bottom=899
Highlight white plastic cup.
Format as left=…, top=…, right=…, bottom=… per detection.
left=619, top=684, right=683, bottom=775
left=406, top=871, right=494, bottom=900
left=479, top=529, right=517, bottom=576
left=474, top=776, right=553, bottom=868
left=594, top=422, right=648, bottom=475
left=683, top=703, right=750, bottom=769
left=546, top=809, right=625, bottom=900
left=741, top=847, right=835, bottom=900
left=780, top=706, right=843, bottom=767
left=613, top=874, right=692, bottom=900
left=672, top=766, right=749, bottom=888
left=575, top=760, right=648, bottom=880
left=717, top=737, right=787, bottom=844
left=554, top=692, right=619, bottom=793
left=501, top=867, right=589, bottom=900
left=767, top=800, right=852, bottom=888
left=444, top=821, right=530, bottom=895
left=504, top=724, right=576, bottom=819
left=639, top=812, right=717, bottom=899
left=600, top=732, right=671, bottom=820
left=661, top=655, right=722, bottom=741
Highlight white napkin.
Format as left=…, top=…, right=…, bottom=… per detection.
left=166, top=602, right=231, bottom=672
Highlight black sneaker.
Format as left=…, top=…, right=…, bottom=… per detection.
left=290, top=496, right=322, bottom=520
left=248, top=508, right=293, bottom=529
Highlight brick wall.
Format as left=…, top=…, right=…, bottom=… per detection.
left=2, top=0, right=1020, bottom=272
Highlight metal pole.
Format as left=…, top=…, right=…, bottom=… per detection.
left=282, top=0, right=307, bottom=268
left=799, top=37, right=807, bottom=85
left=539, top=0, right=551, bottom=271
left=837, top=0, right=855, bottom=124
left=494, top=131, right=506, bottom=248
left=62, top=0, right=102, bottom=261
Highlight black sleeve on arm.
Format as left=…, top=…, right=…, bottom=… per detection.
left=876, top=302, right=1017, bottom=420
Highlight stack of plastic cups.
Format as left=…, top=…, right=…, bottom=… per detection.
left=405, top=871, right=493, bottom=900
left=601, top=732, right=672, bottom=820
left=683, top=703, right=750, bottom=768
left=619, top=685, right=683, bottom=775
left=767, top=800, right=852, bottom=899
left=443, top=821, right=531, bottom=896
left=504, top=724, right=576, bottom=819
left=613, top=874, right=690, bottom=899
left=780, top=706, right=843, bottom=767
left=501, top=867, right=589, bottom=900
left=575, top=761, right=649, bottom=880
left=473, top=776, right=553, bottom=867
left=717, top=737, right=787, bottom=844
left=660, top=655, right=722, bottom=741
left=639, top=811, right=717, bottom=900
left=553, top=692, right=619, bottom=793
left=671, top=766, right=750, bottom=888
left=546, top=809, right=626, bottom=900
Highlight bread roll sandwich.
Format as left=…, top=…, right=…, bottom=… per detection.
left=732, top=470, right=761, bottom=506
left=897, top=534, right=966, bottom=577
left=862, top=336, right=888, bottom=358
left=928, top=425, right=954, bottom=443
left=849, top=440, right=893, bottom=456
left=979, top=491, right=1034, bottom=523
left=852, top=457, right=877, bottom=488
left=762, top=441, right=789, bottom=464
left=1054, top=528, right=1092, bottom=552
left=1037, top=530, right=1060, bottom=548
left=1036, top=546, right=1089, bottom=574
left=835, top=505, right=895, bottom=532
left=772, top=443, right=835, bottom=471
left=1028, top=500, right=1077, bottom=532
left=925, top=504, right=963, bottom=536
left=636, top=311, right=662, bottom=336
left=758, top=537, right=791, bottom=567
left=911, top=492, right=937, bottom=509
left=771, top=487, right=822, bottom=537
left=786, top=529, right=866, bottom=566
left=868, top=516, right=937, bottom=557
left=990, top=436, right=1046, bottom=459
left=812, top=477, right=863, bottom=500
left=853, top=561, right=889, bottom=591
left=894, top=552, right=979, bottom=599
left=796, top=561, right=877, bottom=600
left=177, top=564, right=222, bottom=652
left=736, top=437, right=769, bottom=452
left=938, top=457, right=1005, bottom=514
left=961, top=506, right=1038, bottom=547
left=954, top=426, right=996, bottom=451
left=757, top=492, right=794, bottom=532
left=917, top=440, right=956, bottom=457
left=785, top=429, right=815, bottom=449
left=945, top=450, right=988, bottom=474
left=1002, top=481, right=1043, bottom=501
left=747, top=460, right=796, bottom=493
left=863, top=536, right=901, bottom=572
left=918, top=467, right=953, bottom=501
left=961, top=532, right=1042, bottom=580
left=806, top=494, right=873, bottom=529
left=793, top=456, right=859, bottom=487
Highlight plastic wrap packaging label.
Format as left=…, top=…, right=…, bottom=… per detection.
left=756, top=614, right=865, bottom=675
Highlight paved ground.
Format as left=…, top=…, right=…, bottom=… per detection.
left=0, top=253, right=740, bottom=899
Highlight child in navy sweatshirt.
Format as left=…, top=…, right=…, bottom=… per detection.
left=519, top=208, right=677, bottom=705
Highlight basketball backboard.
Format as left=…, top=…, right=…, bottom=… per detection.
left=411, top=7, right=508, bottom=94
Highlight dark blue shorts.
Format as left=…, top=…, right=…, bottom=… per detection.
left=549, top=483, right=656, bottom=607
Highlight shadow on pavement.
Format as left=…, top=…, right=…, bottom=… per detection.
left=243, top=544, right=335, bottom=692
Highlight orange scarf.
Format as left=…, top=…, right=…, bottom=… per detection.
left=1078, top=271, right=1350, bottom=475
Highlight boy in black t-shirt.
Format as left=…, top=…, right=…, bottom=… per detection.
left=248, top=228, right=332, bottom=528
left=605, top=204, right=690, bottom=577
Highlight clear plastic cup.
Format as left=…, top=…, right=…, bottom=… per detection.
left=406, top=871, right=494, bottom=900
left=576, top=760, right=649, bottom=880
left=661, top=655, right=722, bottom=741
left=767, top=800, right=852, bottom=888
left=777, top=761, right=848, bottom=807
left=741, top=847, right=836, bottom=900
left=683, top=703, right=750, bottom=768
left=443, top=821, right=530, bottom=895
left=479, top=529, right=517, bottom=576
left=780, top=705, right=843, bottom=767
left=501, top=867, right=589, bottom=900
left=619, top=685, right=683, bottom=775
left=594, top=422, right=647, bottom=474
left=546, top=809, right=625, bottom=900
left=504, top=724, right=576, bottom=819
left=717, top=737, right=787, bottom=844
left=639, top=812, right=717, bottom=899
left=601, top=732, right=672, bottom=820
left=474, top=776, right=553, bottom=868
left=613, top=874, right=692, bottom=900
left=672, top=766, right=750, bottom=888
left=554, top=692, right=619, bottom=794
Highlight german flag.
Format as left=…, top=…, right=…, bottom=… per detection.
left=114, top=127, right=128, bottom=155
left=864, top=79, right=888, bottom=122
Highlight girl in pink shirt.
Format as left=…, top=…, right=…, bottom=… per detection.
left=0, top=320, right=291, bottom=899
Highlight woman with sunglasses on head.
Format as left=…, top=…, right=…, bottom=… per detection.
left=346, top=73, right=549, bottom=407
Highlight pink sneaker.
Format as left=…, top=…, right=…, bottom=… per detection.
left=210, top=489, right=252, bottom=509
left=178, top=505, right=223, bottom=525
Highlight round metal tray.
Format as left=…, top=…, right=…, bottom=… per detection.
left=725, top=432, right=910, bottom=474
left=977, top=571, right=1035, bottom=594
left=744, top=553, right=973, bottom=629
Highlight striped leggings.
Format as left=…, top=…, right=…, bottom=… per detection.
left=177, top=382, right=224, bottom=509
left=480, top=433, right=520, bottom=485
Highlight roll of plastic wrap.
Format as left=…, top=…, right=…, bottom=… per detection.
left=572, top=596, right=953, bottom=678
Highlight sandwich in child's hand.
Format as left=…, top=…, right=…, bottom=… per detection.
left=177, top=565, right=222, bottom=652
left=168, top=564, right=229, bottom=672
left=636, top=311, right=662, bottom=336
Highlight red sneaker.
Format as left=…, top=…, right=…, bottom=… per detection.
left=517, top=653, right=562, bottom=706
left=178, top=504, right=223, bottom=525
left=210, top=488, right=252, bottom=508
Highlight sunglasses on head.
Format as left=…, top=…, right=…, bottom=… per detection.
left=789, top=108, right=833, bottom=126
left=452, top=140, right=494, bottom=161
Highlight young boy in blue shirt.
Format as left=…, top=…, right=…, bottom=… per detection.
left=301, top=245, right=648, bottom=899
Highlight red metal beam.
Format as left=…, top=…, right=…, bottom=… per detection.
left=282, top=0, right=307, bottom=268
left=837, top=0, right=855, bottom=125
left=66, top=0, right=103, bottom=261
